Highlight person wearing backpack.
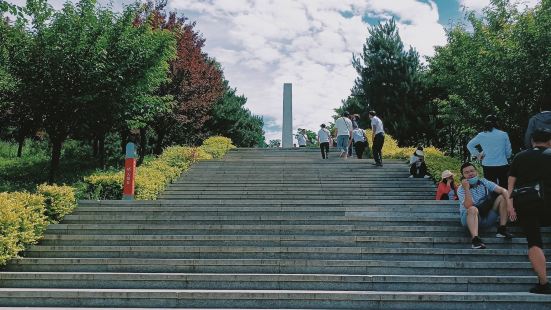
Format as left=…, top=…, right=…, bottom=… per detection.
left=524, top=98, right=551, bottom=149
left=351, top=124, right=367, bottom=159
left=508, top=128, right=551, bottom=294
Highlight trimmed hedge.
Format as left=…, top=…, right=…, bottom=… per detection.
left=83, top=138, right=234, bottom=200
left=0, top=136, right=234, bottom=266
left=0, top=192, right=46, bottom=265
left=37, top=184, right=78, bottom=223
left=0, top=184, right=77, bottom=266
left=200, top=136, right=236, bottom=158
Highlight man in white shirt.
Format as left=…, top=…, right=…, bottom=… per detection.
left=317, top=124, right=331, bottom=159
left=295, top=129, right=307, bottom=147
left=369, top=110, right=385, bottom=166
left=335, top=112, right=353, bottom=158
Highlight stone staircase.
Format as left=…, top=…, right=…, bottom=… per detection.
left=1, top=148, right=550, bottom=309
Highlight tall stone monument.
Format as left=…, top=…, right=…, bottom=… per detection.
left=282, top=83, right=293, bottom=148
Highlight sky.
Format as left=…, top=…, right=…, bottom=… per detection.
left=7, top=0, right=541, bottom=144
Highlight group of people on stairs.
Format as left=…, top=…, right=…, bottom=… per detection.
left=433, top=105, right=551, bottom=295
left=316, top=110, right=385, bottom=165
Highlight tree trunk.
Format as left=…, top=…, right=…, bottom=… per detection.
left=154, top=130, right=165, bottom=155
left=120, top=130, right=128, bottom=155
left=17, top=137, right=24, bottom=158
left=98, top=133, right=106, bottom=169
left=137, top=127, right=147, bottom=166
left=48, top=139, right=63, bottom=184
left=92, top=138, right=99, bottom=157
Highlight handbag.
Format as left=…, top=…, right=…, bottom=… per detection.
left=512, top=181, right=544, bottom=208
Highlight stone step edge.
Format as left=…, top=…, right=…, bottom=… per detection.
left=0, top=272, right=538, bottom=284
left=10, top=258, right=550, bottom=268
left=0, top=288, right=550, bottom=302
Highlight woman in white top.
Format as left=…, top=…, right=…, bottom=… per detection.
left=466, top=115, right=512, bottom=188
left=351, top=124, right=367, bottom=159
left=317, top=124, right=331, bottom=159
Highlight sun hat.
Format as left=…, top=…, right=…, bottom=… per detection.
left=441, top=170, right=454, bottom=179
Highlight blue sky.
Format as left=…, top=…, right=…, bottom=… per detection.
left=6, top=0, right=540, bottom=142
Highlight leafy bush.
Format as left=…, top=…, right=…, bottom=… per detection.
left=0, top=192, right=47, bottom=265
left=82, top=137, right=229, bottom=200
left=200, top=136, right=236, bottom=158
left=365, top=129, right=415, bottom=159
left=36, top=184, right=77, bottom=222
left=365, top=130, right=464, bottom=183
left=83, top=171, right=124, bottom=200
left=134, top=161, right=181, bottom=200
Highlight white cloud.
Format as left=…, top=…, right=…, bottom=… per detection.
left=163, top=1, right=450, bottom=142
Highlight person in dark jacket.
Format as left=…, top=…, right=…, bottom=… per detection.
left=525, top=97, right=551, bottom=149
left=509, top=128, right=551, bottom=294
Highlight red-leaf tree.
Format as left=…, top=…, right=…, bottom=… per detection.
left=138, top=5, right=224, bottom=152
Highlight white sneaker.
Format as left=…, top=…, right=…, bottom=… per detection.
left=409, top=175, right=413, bottom=178
left=423, top=175, right=431, bottom=179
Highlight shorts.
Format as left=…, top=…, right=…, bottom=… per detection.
left=518, top=204, right=551, bottom=249
left=336, top=135, right=349, bottom=153
left=460, top=209, right=499, bottom=229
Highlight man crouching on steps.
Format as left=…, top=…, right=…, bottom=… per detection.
left=457, top=162, right=516, bottom=249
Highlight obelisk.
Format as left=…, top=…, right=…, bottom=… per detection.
left=282, top=83, right=292, bottom=148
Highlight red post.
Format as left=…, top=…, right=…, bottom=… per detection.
left=123, top=142, right=136, bottom=200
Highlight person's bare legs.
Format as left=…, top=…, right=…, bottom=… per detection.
left=493, top=195, right=508, bottom=226
left=466, top=207, right=479, bottom=238
left=529, top=246, right=549, bottom=285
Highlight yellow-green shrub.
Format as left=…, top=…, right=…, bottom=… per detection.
left=0, top=192, right=47, bottom=265
left=83, top=171, right=124, bottom=200
left=36, top=184, right=77, bottom=223
left=134, top=161, right=180, bottom=200
left=200, top=136, right=235, bottom=158
left=365, top=130, right=464, bottom=183
left=365, top=129, right=415, bottom=159
left=83, top=144, right=220, bottom=200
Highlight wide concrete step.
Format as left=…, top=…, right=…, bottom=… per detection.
left=60, top=214, right=459, bottom=225
left=71, top=206, right=456, bottom=214
left=0, top=272, right=540, bottom=292
left=164, top=185, right=436, bottom=191
left=78, top=199, right=454, bottom=207
left=23, top=245, right=549, bottom=261
left=37, top=234, right=548, bottom=249
left=45, top=223, right=548, bottom=237
left=159, top=194, right=433, bottom=200
left=6, top=258, right=549, bottom=275
left=160, top=190, right=436, bottom=196
left=0, top=288, right=549, bottom=309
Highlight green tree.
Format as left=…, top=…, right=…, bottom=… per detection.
left=268, top=139, right=281, bottom=148
left=8, top=0, right=176, bottom=181
left=207, top=80, right=265, bottom=147
left=427, top=0, right=551, bottom=151
left=352, top=19, right=429, bottom=146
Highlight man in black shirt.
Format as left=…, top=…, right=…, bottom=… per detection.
left=508, top=128, right=551, bottom=294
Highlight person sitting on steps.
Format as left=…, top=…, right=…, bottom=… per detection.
left=435, top=170, right=458, bottom=200
left=456, top=162, right=515, bottom=249
left=409, top=147, right=429, bottom=178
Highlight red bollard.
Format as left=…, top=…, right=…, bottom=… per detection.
left=122, top=142, right=136, bottom=200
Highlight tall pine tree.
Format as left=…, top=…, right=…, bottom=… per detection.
left=352, top=19, right=429, bottom=146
